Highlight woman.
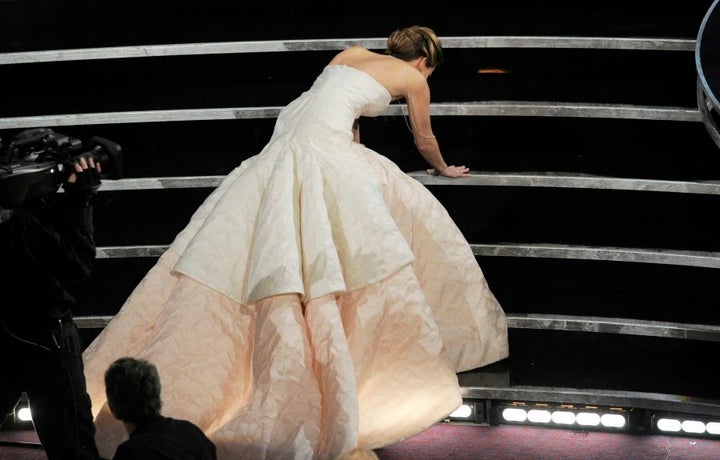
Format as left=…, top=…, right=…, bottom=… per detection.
left=82, top=26, right=509, bottom=460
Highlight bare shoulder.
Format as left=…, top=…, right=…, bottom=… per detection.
left=327, top=47, right=423, bottom=99
left=329, top=46, right=374, bottom=65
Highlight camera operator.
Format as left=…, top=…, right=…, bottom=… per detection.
left=0, top=156, right=102, bottom=460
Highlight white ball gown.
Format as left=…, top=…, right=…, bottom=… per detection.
left=82, top=64, right=509, bottom=460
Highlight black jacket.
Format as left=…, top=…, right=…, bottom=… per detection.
left=0, top=196, right=95, bottom=338
left=113, top=416, right=217, bottom=460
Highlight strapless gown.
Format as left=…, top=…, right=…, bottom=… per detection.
left=82, top=64, right=509, bottom=460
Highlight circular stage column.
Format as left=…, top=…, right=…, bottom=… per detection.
left=697, top=0, right=720, bottom=148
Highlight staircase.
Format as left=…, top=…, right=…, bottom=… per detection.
left=2, top=1, right=719, bottom=436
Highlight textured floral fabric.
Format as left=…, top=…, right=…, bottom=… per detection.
left=82, top=64, right=509, bottom=460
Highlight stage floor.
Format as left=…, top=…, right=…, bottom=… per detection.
left=3, top=422, right=720, bottom=460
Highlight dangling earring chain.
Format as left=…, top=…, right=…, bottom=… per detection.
left=398, top=65, right=436, bottom=139
left=399, top=100, right=436, bottom=139
left=399, top=100, right=414, bottom=135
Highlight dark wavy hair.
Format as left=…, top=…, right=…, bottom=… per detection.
left=385, top=25, right=444, bottom=68
left=105, top=357, right=162, bottom=425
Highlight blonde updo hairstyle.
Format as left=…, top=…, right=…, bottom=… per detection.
left=385, top=25, right=444, bottom=68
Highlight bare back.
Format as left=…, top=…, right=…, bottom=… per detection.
left=328, top=45, right=454, bottom=175
left=329, top=46, right=424, bottom=100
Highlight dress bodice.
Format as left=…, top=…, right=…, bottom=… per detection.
left=272, top=65, right=392, bottom=141
left=319, top=64, right=392, bottom=117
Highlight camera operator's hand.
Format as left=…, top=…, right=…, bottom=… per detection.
left=63, top=157, right=102, bottom=206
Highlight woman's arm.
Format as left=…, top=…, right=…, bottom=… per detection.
left=406, top=77, right=469, bottom=178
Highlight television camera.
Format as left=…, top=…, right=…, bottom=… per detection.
left=0, top=128, right=123, bottom=208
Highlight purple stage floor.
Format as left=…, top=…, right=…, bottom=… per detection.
left=3, top=423, right=720, bottom=460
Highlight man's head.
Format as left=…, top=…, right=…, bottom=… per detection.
left=104, top=357, right=162, bottom=425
